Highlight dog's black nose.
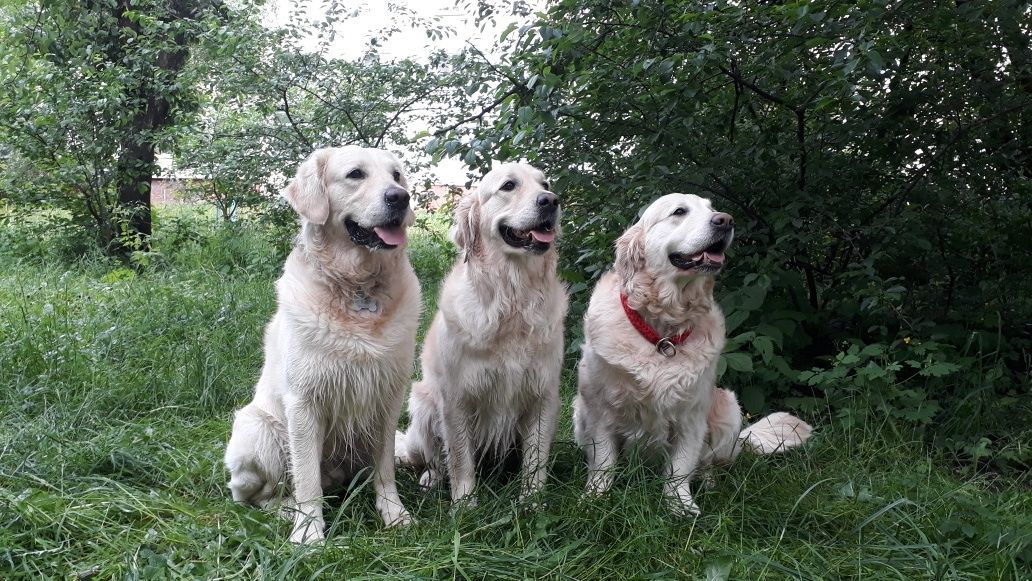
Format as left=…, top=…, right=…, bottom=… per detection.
left=711, top=212, right=733, bottom=229
left=384, top=187, right=410, bottom=209
left=537, top=192, right=559, bottom=208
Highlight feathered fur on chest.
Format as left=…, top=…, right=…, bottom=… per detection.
left=441, top=257, right=566, bottom=350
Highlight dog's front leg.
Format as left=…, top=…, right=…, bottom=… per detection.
left=372, top=392, right=412, bottom=527
left=575, top=397, right=618, bottom=497
left=582, top=431, right=618, bottom=497
left=518, top=391, right=558, bottom=503
left=664, top=417, right=708, bottom=517
left=441, top=400, right=477, bottom=507
left=285, top=396, right=326, bottom=544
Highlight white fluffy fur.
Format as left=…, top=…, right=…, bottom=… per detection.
left=399, top=163, right=567, bottom=506
left=739, top=412, right=813, bottom=454
left=573, top=193, right=812, bottom=516
left=224, top=146, right=420, bottom=544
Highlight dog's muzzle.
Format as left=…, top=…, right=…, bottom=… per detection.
left=345, top=214, right=407, bottom=250
left=669, top=221, right=733, bottom=273
left=343, top=187, right=412, bottom=250
left=500, top=201, right=560, bottom=254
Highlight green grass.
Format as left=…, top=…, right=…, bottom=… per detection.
left=1, top=211, right=1029, bottom=579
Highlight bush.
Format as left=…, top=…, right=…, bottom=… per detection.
left=0, top=201, right=97, bottom=265
left=430, top=0, right=1032, bottom=470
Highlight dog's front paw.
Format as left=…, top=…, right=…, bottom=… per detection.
left=667, top=496, right=701, bottom=518
left=699, top=471, right=717, bottom=491
left=384, top=508, right=413, bottom=528
left=518, top=499, right=546, bottom=512
left=288, top=520, right=325, bottom=545
left=450, top=494, right=478, bottom=515
left=517, top=487, right=546, bottom=511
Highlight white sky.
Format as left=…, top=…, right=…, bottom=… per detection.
left=264, top=0, right=497, bottom=61
left=263, top=0, right=542, bottom=184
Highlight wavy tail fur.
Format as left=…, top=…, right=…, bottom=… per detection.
left=738, top=411, right=813, bottom=454
left=708, top=388, right=812, bottom=464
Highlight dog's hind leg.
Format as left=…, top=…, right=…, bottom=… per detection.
left=694, top=388, right=744, bottom=490
left=703, top=388, right=745, bottom=466
left=225, top=403, right=288, bottom=506
left=403, top=381, right=444, bottom=489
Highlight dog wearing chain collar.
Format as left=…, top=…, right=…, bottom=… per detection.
left=573, top=193, right=811, bottom=516
left=397, top=163, right=567, bottom=507
left=224, top=146, right=420, bottom=543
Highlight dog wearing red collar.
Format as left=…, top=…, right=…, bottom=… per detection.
left=573, top=193, right=811, bottom=516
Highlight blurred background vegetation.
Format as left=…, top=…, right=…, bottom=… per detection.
left=1, top=0, right=1029, bottom=475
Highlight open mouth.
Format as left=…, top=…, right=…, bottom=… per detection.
left=500, top=219, right=557, bottom=253
left=669, top=238, right=729, bottom=272
left=344, top=217, right=407, bottom=250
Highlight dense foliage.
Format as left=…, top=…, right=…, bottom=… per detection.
left=0, top=0, right=216, bottom=254
left=430, top=0, right=1032, bottom=469
left=173, top=4, right=466, bottom=225
left=0, top=0, right=462, bottom=250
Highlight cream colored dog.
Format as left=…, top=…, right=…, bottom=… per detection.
left=398, top=163, right=567, bottom=506
left=224, top=146, right=420, bottom=544
left=573, top=193, right=811, bottom=516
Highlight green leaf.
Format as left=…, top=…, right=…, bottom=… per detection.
left=724, top=309, right=749, bottom=334
left=723, top=352, right=753, bottom=373
left=752, top=335, right=775, bottom=364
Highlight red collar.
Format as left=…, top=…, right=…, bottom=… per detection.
left=619, top=293, right=692, bottom=357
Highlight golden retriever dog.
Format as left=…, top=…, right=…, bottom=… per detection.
left=224, top=146, right=420, bottom=544
left=397, top=163, right=567, bottom=507
left=573, top=193, right=811, bottom=516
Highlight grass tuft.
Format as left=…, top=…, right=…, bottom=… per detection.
left=0, top=208, right=1028, bottom=578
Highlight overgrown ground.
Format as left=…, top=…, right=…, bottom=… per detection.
left=1, top=209, right=1029, bottom=579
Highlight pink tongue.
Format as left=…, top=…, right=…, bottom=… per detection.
left=692, top=252, right=725, bottom=264
left=530, top=230, right=556, bottom=243
left=373, top=226, right=407, bottom=246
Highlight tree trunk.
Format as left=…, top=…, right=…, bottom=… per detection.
left=113, top=135, right=156, bottom=255
left=108, top=0, right=198, bottom=257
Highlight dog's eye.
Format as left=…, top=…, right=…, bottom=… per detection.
left=500, top=180, right=516, bottom=192
left=672, top=207, right=688, bottom=216
left=392, top=170, right=402, bottom=182
left=347, top=169, right=365, bottom=180
left=542, top=181, right=550, bottom=191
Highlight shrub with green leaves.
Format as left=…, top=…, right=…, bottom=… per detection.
left=430, top=0, right=1032, bottom=468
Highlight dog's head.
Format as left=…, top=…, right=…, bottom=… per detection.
left=615, top=193, right=734, bottom=286
left=283, top=146, right=414, bottom=251
left=454, top=163, right=560, bottom=258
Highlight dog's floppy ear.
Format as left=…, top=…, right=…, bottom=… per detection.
left=614, top=221, right=646, bottom=286
left=283, top=149, right=331, bottom=225
left=453, top=192, right=481, bottom=259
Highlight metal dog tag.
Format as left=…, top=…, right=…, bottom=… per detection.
left=352, top=291, right=379, bottom=313
left=656, top=338, right=676, bottom=357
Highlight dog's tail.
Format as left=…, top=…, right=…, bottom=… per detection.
left=738, top=411, right=813, bottom=454
left=707, top=388, right=813, bottom=464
